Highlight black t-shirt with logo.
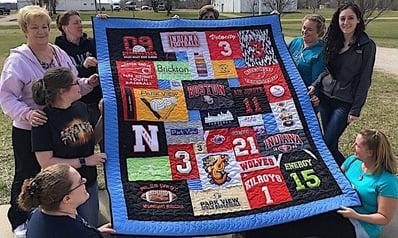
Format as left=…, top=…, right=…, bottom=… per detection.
left=31, top=101, right=97, bottom=185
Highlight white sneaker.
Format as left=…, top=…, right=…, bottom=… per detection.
left=13, top=223, right=27, bottom=238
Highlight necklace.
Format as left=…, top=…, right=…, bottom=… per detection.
left=28, top=45, right=56, bottom=69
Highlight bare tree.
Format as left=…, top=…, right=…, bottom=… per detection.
left=308, top=0, right=322, bottom=12
left=350, top=0, right=392, bottom=25
left=263, top=0, right=297, bottom=13
left=151, top=0, right=159, bottom=12
left=35, top=0, right=57, bottom=15
left=166, top=0, right=172, bottom=16
left=247, top=0, right=258, bottom=16
left=192, top=0, right=211, bottom=9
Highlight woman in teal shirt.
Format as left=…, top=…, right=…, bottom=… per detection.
left=243, top=129, right=397, bottom=238
left=288, top=14, right=326, bottom=86
left=340, top=129, right=398, bottom=238
left=288, top=14, right=326, bottom=108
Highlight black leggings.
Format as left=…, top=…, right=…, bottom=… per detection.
left=243, top=211, right=356, bottom=238
left=8, top=127, right=41, bottom=230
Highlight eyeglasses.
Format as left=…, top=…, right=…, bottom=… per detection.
left=68, top=177, right=87, bottom=193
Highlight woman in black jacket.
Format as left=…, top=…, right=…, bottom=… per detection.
left=55, top=10, right=102, bottom=129
left=308, top=2, right=376, bottom=166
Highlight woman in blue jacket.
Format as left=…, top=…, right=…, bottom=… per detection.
left=309, top=3, right=376, bottom=166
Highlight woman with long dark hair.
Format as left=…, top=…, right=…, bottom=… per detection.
left=309, top=2, right=376, bottom=166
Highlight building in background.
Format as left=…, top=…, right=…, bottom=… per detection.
left=16, top=0, right=114, bottom=11
left=211, top=0, right=298, bottom=13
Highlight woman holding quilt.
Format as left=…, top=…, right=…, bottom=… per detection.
left=308, top=3, right=376, bottom=166
left=244, top=129, right=398, bottom=238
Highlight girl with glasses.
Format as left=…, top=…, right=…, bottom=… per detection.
left=18, top=163, right=115, bottom=237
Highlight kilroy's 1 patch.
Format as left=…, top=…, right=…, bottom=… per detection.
left=93, top=15, right=360, bottom=236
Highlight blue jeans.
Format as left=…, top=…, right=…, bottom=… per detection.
left=77, top=180, right=99, bottom=227
left=319, top=93, right=351, bottom=166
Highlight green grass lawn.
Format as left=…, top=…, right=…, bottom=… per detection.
left=0, top=9, right=397, bottom=204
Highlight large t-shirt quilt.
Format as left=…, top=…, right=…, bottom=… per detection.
left=93, top=15, right=361, bottom=236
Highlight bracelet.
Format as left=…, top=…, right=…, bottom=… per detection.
left=79, top=157, right=86, bottom=167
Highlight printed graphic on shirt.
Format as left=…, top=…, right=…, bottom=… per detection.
left=258, top=131, right=312, bottom=158
left=128, top=180, right=194, bottom=220
left=238, top=156, right=278, bottom=173
left=241, top=166, right=292, bottom=209
left=168, top=143, right=200, bottom=180
left=191, top=51, right=214, bottom=79
left=205, top=128, right=231, bottom=153
left=232, top=85, right=271, bottom=116
left=230, top=127, right=261, bottom=162
left=164, top=121, right=204, bottom=145
left=237, top=28, right=278, bottom=66
left=196, top=150, right=242, bottom=190
left=161, top=32, right=207, bottom=52
left=271, top=99, right=303, bottom=132
left=127, top=156, right=172, bottom=181
left=110, top=30, right=160, bottom=60
left=60, top=119, right=94, bottom=146
left=116, top=61, right=158, bottom=88
left=206, top=30, right=243, bottom=60
left=190, top=185, right=250, bottom=216
left=211, top=59, right=238, bottom=79
left=236, top=64, right=285, bottom=87
left=121, top=86, right=136, bottom=121
left=238, top=114, right=265, bottom=127
left=265, top=81, right=292, bottom=103
left=133, top=88, right=188, bottom=121
left=200, top=107, right=239, bottom=130
left=121, top=121, right=168, bottom=157
left=182, top=79, right=234, bottom=110
left=154, top=61, right=192, bottom=80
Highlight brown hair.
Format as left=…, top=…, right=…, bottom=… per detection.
left=32, top=67, right=75, bottom=106
left=324, top=2, right=365, bottom=62
left=303, top=14, right=326, bottom=37
left=17, top=5, right=51, bottom=33
left=359, top=129, right=397, bottom=174
left=56, top=10, right=80, bottom=35
left=18, top=164, right=73, bottom=212
left=198, top=5, right=219, bottom=20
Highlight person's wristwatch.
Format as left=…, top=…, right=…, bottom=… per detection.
left=79, top=157, right=86, bottom=167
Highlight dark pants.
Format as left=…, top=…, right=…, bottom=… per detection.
left=318, top=94, right=351, bottom=166
left=8, top=127, right=41, bottom=230
left=243, top=211, right=356, bottom=238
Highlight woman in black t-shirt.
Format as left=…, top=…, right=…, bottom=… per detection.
left=31, top=67, right=106, bottom=226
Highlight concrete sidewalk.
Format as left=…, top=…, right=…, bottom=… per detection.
left=1, top=189, right=397, bottom=237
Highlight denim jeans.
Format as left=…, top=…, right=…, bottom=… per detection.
left=77, top=180, right=99, bottom=227
left=318, top=93, right=351, bottom=166
left=8, top=127, right=41, bottom=230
